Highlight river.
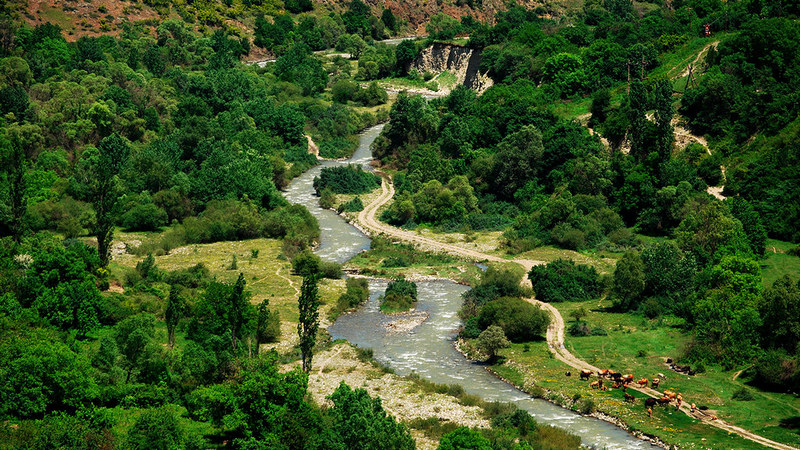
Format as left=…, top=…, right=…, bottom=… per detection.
left=283, top=124, right=657, bottom=449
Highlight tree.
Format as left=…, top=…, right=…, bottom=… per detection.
left=675, top=200, right=750, bottom=264
left=612, top=251, right=645, bottom=311
left=298, top=274, right=320, bottom=372
left=73, top=133, right=130, bottom=266
left=381, top=9, right=397, bottom=33
left=327, top=382, right=416, bottom=449
left=652, top=77, right=674, bottom=168
left=491, top=125, right=544, bottom=200
left=438, top=427, right=492, bottom=450
left=477, top=297, right=549, bottom=342
left=569, top=306, right=588, bottom=322
left=759, top=276, right=800, bottom=352
left=255, top=299, right=280, bottom=354
left=478, top=325, right=511, bottom=360
left=127, top=407, right=186, bottom=450
left=229, top=273, right=248, bottom=353
left=115, top=313, right=158, bottom=383
left=693, top=256, right=763, bottom=367
left=426, top=13, right=461, bottom=40
left=165, top=285, right=185, bottom=350
left=727, top=197, right=767, bottom=257
left=0, top=134, right=27, bottom=243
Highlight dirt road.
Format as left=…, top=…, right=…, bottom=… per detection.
left=356, top=174, right=796, bottom=450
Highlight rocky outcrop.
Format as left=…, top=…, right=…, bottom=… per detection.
left=408, top=43, right=493, bottom=94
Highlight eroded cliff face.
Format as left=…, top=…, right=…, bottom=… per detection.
left=409, top=43, right=493, bottom=94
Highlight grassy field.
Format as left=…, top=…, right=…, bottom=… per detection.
left=110, top=229, right=348, bottom=349
left=345, top=236, right=483, bottom=286
left=761, top=239, right=800, bottom=287
left=481, top=295, right=800, bottom=448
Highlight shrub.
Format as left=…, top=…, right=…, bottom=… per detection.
left=338, top=196, right=364, bottom=212
left=380, top=279, right=418, bottom=313
left=336, top=278, right=370, bottom=312
left=732, top=387, right=755, bottom=401
left=568, top=321, right=591, bottom=337
left=121, top=203, right=168, bottom=231
left=477, top=297, right=549, bottom=342
left=528, top=259, right=601, bottom=303
left=313, top=164, right=381, bottom=194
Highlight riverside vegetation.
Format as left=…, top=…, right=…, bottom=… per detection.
left=2, top=0, right=800, bottom=448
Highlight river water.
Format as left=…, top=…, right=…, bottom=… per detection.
left=283, top=124, right=656, bottom=449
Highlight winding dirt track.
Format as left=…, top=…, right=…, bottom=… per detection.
left=356, top=175, right=796, bottom=450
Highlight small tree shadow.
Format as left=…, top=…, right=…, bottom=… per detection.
left=779, top=416, right=800, bottom=430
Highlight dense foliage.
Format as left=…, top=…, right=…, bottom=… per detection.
left=381, top=278, right=418, bottom=313
left=528, top=259, right=601, bottom=303
left=313, top=164, right=381, bottom=195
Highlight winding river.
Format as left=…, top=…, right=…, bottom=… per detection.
left=283, top=124, right=657, bottom=449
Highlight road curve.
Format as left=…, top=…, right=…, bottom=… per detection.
left=356, top=174, right=797, bottom=450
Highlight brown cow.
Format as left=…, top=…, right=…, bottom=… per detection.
left=580, top=369, right=592, bottom=381
left=624, top=393, right=635, bottom=403
left=651, top=378, right=660, bottom=389
left=622, top=374, right=634, bottom=384
left=645, top=397, right=657, bottom=408
left=637, top=378, right=649, bottom=387
left=590, top=381, right=600, bottom=389
left=598, top=369, right=610, bottom=378
left=657, top=396, right=671, bottom=406
left=664, top=390, right=677, bottom=400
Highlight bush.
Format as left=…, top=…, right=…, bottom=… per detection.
left=338, top=196, right=364, bottom=212
left=568, top=321, right=591, bottom=337
left=477, top=297, right=549, bottom=342
left=380, top=279, right=418, bottom=313
left=121, top=203, right=169, bottom=231
left=313, top=164, right=381, bottom=194
left=336, top=278, right=370, bottom=312
left=732, top=387, right=755, bottom=401
left=528, top=259, right=601, bottom=303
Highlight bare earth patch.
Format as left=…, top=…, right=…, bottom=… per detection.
left=300, top=342, right=490, bottom=450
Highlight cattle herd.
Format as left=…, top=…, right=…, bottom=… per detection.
left=570, top=368, right=693, bottom=412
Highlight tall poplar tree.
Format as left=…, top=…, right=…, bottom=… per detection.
left=298, top=274, right=320, bottom=372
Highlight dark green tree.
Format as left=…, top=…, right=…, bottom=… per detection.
left=0, top=134, right=27, bottom=243
left=759, top=276, right=800, bottom=352
left=255, top=299, right=280, bottom=354
left=298, top=274, right=320, bottom=372
left=229, top=273, right=248, bottom=353
left=165, top=284, right=185, bottom=350
left=328, top=382, right=416, bottom=449
left=491, top=125, right=544, bottom=200
left=727, top=197, right=767, bottom=257
left=612, top=251, right=645, bottom=311
left=438, top=427, right=492, bottom=450
left=381, top=8, right=397, bottom=32
left=73, top=133, right=130, bottom=266
left=127, top=407, right=186, bottom=450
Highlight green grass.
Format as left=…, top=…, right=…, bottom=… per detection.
left=345, top=236, right=483, bottom=285
left=761, top=239, right=800, bottom=287
left=550, top=298, right=800, bottom=448
left=112, top=230, right=346, bottom=330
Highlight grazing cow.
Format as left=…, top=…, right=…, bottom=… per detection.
left=657, top=396, right=671, bottom=406
left=622, top=374, right=634, bottom=384
left=624, top=393, right=635, bottom=403
left=637, top=378, right=649, bottom=387
left=590, top=381, right=600, bottom=389
left=651, top=378, right=660, bottom=389
left=600, top=386, right=608, bottom=391
left=645, top=398, right=657, bottom=408
left=688, top=370, right=696, bottom=376
left=611, top=383, right=621, bottom=389
left=610, top=371, right=622, bottom=381
left=664, top=390, right=677, bottom=400
left=580, top=369, right=592, bottom=381
left=565, top=372, right=571, bottom=377
left=690, top=403, right=697, bottom=413
left=598, top=369, right=610, bottom=378
left=666, top=358, right=673, bottom=363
